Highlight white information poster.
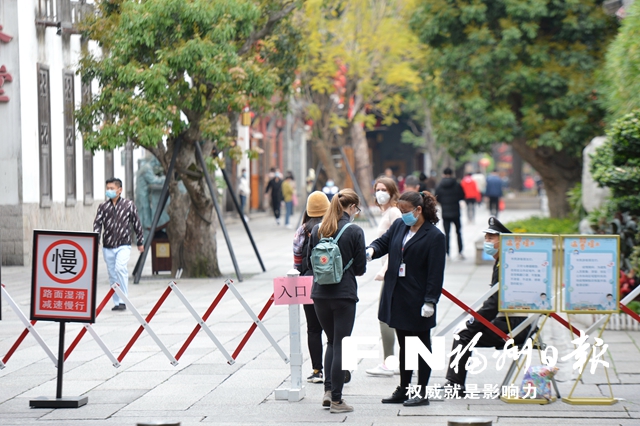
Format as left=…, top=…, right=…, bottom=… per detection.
left=562, top=236, right=619, bottom=313
left=499, top=234, right=556, bottom=313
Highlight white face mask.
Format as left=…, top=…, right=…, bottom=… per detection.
left=376, top=191, right=391, bottom=205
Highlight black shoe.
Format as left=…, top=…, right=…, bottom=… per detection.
left=111, top=304, right=125, bottom=311
left=119, top=303, right=126, bottom=310
left=381, top=386, right=406, bottom=404
left=441, top=381, right=464, bottom=398
left=403, top=395, right=430, bottom=407
left=344, top=370, right=351, bottom=384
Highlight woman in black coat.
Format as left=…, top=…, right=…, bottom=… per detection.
left=366, top=191, right=446, bottom=407
left=307, top=188, right=366, bottom=414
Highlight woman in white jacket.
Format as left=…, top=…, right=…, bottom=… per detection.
left=366, top=176, right=402, bottom=377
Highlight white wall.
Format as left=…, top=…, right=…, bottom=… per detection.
left=18, top=1, right=144, bottom=205
left=0, top=0, right=22, bottom=206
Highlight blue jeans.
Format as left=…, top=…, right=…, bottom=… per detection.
left=285, top=201, right=293, bottom=225
left=103, top=245, right=131, bottom=306
left=239, top=194, right=247, bottom=215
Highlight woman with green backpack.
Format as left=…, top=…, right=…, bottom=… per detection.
left=307, top=188, right=367, bottom=414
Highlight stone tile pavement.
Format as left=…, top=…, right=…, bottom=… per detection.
left=1, top=203, right=640, bottom=425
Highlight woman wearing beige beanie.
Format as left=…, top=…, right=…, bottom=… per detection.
left=293, top=191, right=331, bottom=384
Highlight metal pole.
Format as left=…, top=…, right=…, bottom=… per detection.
left=133, top=138, right=181, bottom=283
left=220, top=168, right=266, bottom=272
left=194, top=142, right=243, bottom=282
left=295, top=162, right=323, bottom=230
left=339, top=146, right=377, bottom=227
left=274, top=270, right=305, bottom=402
left=55, top=321, right=66, bottom=399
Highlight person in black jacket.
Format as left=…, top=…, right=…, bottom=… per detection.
left=265, top=169, right=283, bottom=225
left=293, top=191, right=331, bottom=384
left=366, top=191, right=446, bottom=407
left=442, top=217, right=531, bottom=396
left=307, top=188, right=366, bottom=414
left=435, top=167, right=466, bottom=260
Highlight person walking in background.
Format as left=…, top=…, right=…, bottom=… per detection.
left=418, top=173, right=429, bottom=192
left=322, top=179, right=339, bottom=201
left=485, top=170, right=503, bottom=217
left=293, top=191, right=331, bottom=384
left=366, top=191, right=446, bottom=406
left=384, top=167, right=398, bottom=184
left=307, top=189, right=366, bottom=413
left=366, top=177, right=402, bottom=378
left=93, top=177, right=145, bottom=311
left=435, top=168, right=466, bottom=260
left=471, top=171, right=487, bottom=207
left=425, top=171, right=437, bottom=193
left=238, top=168, right=250, bottom=221
left=265, top=169, right=283, bottom=225
left=282, top=173, right=295, bottom=228
left=460, top=173, right=480, bottom=224
left=403, top=175, right=420, bottom=193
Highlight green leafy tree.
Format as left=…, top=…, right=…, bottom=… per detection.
left=78, top=0, right=299, bottom=277
left=601, top=0, right=640, bottom=120
left=298, top=0, right=422, bottom=196
left=591, top=110, right=640, bottom=216
left=411, top=0, right=618, bottom=217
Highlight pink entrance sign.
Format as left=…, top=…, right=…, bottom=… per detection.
left=273, top=276, right=313, bottom=305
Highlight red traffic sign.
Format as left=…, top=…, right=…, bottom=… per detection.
left=31, top=230, right=99, bottom=323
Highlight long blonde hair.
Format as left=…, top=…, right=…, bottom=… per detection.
left=318, top=188, right=359, bottom=237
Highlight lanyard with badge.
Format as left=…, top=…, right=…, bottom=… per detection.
left=399, top=230, right=415, bottom=277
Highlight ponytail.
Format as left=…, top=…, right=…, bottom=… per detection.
left=318, top=188, right=359, bottom=237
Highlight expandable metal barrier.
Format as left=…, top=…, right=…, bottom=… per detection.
left=2, top=279, right=287, bottom=369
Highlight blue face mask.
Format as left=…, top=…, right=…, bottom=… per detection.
left=401, top=209, right=418, bottom=226
left=483, top=241, right=498, bottom=256
left=106, top=189, right=117, bottom=199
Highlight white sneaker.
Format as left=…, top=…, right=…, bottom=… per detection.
left=366, top=363, right=394, bottom=376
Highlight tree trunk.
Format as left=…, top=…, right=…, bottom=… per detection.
left=423, top=104, right=450, bottom=175
left=164, top=139, right=221, bottom=277
left=511, top=149, right=523, bottom=191
left=511, top=137, right=581, bottom=218
left=350, top=122, right=373, bottom=202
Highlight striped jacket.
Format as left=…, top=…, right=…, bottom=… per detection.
left=93, top=197, right=145, bottom=248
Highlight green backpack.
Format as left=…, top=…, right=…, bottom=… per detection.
left=311, top=222, right=353, bottom=285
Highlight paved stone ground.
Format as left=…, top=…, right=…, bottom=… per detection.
left=1, top=202, right=640, bottom=425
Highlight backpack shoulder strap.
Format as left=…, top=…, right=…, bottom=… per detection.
left=333, top=222, right=352, bottom=243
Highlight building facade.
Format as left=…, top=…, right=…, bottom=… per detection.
left=0, top=0, right=144, bottom=266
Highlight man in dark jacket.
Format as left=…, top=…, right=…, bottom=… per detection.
left=443, top=217, right=531, bottom=396
left=485, top=171, right=503, bottom=217
left=265, top=170, right=283, bottom=225
left=435, top=168, right=466, bottom=259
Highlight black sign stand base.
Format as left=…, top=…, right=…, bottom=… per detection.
left=29, top=396, right=88, bottom=409
left=29, top=322, right=88, bottom=409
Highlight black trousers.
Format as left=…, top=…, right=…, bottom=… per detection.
left=314, top=298, right=356, bottom=402
left=396, top=328, right=432, bottom=395
left=303, top=303, right=323, bottom=371
left=272, top=202, right=281, bottom=219
left=488, top=197, right=500, bottom=217
left=465, top=198, right=476, bottom=222
left=445, top=317, right=529, bottom=385
left=443, top=217, right=463, bottom=256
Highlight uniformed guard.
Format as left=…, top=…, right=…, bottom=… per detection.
left=442, top=216, right=532, bottom=396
